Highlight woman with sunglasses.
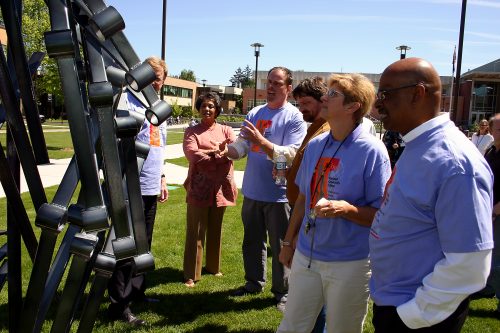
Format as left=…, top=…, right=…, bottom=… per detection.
left=471, top=119, right=494, bottom=155
left=277, top=73, right=391, bottom=333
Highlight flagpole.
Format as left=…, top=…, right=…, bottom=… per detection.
left=449, top=45, right=456, bottom=113
left=451, top=0, right=467, bottom=123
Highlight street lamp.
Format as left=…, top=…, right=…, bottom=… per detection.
left=202, top=79, right=207, bottom=87
left=396, top=45, right=411, bottom=59
left=160, top=0, right=167, bottom=100
left=251, top=42, right=264, bottom=109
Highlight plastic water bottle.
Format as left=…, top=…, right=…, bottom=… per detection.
left=275, top=150, right=287, bottom=186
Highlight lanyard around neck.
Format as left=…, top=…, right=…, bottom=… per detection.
left=309, top=128, right=353, bottom=210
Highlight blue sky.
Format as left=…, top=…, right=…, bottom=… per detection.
left=106, top=0, right=500, bottom=85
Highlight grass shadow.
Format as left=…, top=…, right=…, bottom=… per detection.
left=144, top=266, right=184, bottom=287
left=96, top=289, right=276, bottom=330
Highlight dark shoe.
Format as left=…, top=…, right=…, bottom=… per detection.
left=230, top=286, right=258, bottom=297
left=122, top=312, right=146, bottom=326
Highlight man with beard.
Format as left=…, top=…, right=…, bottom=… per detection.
left=286, top=76, right=329, bottom=208
left=369, top=57, right=493, bottom=332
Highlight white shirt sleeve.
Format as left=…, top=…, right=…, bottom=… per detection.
left=271, top=145, right=298, bottom=164
left=227, top=136, right=250, bottom=160
left=397, top=250, right=492, bottom=329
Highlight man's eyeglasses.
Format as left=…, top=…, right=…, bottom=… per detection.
left=376, top=82, right=424, bottom=101
left=327, top=88, right=345, bottom=98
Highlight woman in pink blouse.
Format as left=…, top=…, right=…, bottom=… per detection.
left=182, top=92, right=238, bottom=287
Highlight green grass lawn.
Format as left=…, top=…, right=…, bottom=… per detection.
left=0, top=126, right=186, bottom=160
left=166, top=129, right=185, bottom=145
left=43, top=119, right=70, bottom=128
left=0, top=131, right=74, bottom=160
left=1, top=186, right=499, bottom=332
left=166, top=156, right=247, bottom=172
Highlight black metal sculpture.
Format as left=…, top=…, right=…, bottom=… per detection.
left=0, top=0, right=172, bottom=331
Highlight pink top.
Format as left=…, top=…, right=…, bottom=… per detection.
left=183, top=122, right=238, bottom=207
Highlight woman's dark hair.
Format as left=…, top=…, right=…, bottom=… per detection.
left=195, top=92, right=222, bottom=117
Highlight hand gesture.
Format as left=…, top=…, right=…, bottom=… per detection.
left=240, top=120, right=264, bottom=145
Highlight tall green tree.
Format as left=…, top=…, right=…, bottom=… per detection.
left=230, top=65, right=254, bottom=88
left=179, top=69, right=196, bottom=82
left=22, top=0, right=62, bottom=102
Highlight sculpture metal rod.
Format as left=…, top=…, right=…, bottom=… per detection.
left=0, top=143, right=38, bottom=261
left=0, top=0, right=50, bottom=165
left=0, top=44, right=48, bottom=211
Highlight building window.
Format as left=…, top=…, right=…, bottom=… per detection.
left=470, top=82, right=497, bottom=123
left=163, top=85, right=193, bottom=98
left=247, top=99, right=266, bottom=110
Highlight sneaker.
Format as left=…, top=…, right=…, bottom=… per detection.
left=276, top=299, right=286, bottom=313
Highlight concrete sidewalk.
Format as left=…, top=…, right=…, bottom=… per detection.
left=0, top=143, right=244, bottom=198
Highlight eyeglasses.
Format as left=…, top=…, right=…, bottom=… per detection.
left=327, top=88, right=345, bottom=98
left=376, top=82, right=423, bottom=101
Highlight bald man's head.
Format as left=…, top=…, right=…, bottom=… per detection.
left=383, top=58, right=441, bottom=95
left=375, top=58, right=443, bottom=134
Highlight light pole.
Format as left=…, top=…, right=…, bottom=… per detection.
left=202, top=79, right=207, bottom=87
left=251, top=43, right=264, bottom=109
left=160, top=0, right=167, bottom=100
left=396, top=45, right=411, bottom=59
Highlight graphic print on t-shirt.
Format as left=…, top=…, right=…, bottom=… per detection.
left=310, top=157, right=341, bottom=207
left=381, top=165, right=396, bottom=205
left=371, top=166, right=396, bottom=240
left=150, top=124, right=160, bottom=147
left=250, top=119, right=272, bottom=153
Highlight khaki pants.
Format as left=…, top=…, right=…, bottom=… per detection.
left=183, top=204, right=226, bottom=281
left=278, top=251, right=370, bottom=333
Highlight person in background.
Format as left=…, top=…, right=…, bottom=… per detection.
left=481, top=114, right=500, bottom=316
left=286, top=76, right=329, bottom=333
left=370, top=57, right=493, bottom=332
left=382, top=130, right=405, bottom=168
left=226, top=66, right=307, bottom=313
left=472, top=119, right=494, bottom=155
left=182, top=92, right=238, bottom=287
left=361, top=116, right=377, bottom=136
left=108, top=56, right=169, bottom=326
left=278, top=73, right=391, bottom=333
left=286, top=76, right=329, bottom=209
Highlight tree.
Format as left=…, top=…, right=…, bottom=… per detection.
left=230, top=65, right=254, bottom=88
left=179, top=69, right=196, bottom=82
left=22, top=0, right=63, bottom=106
